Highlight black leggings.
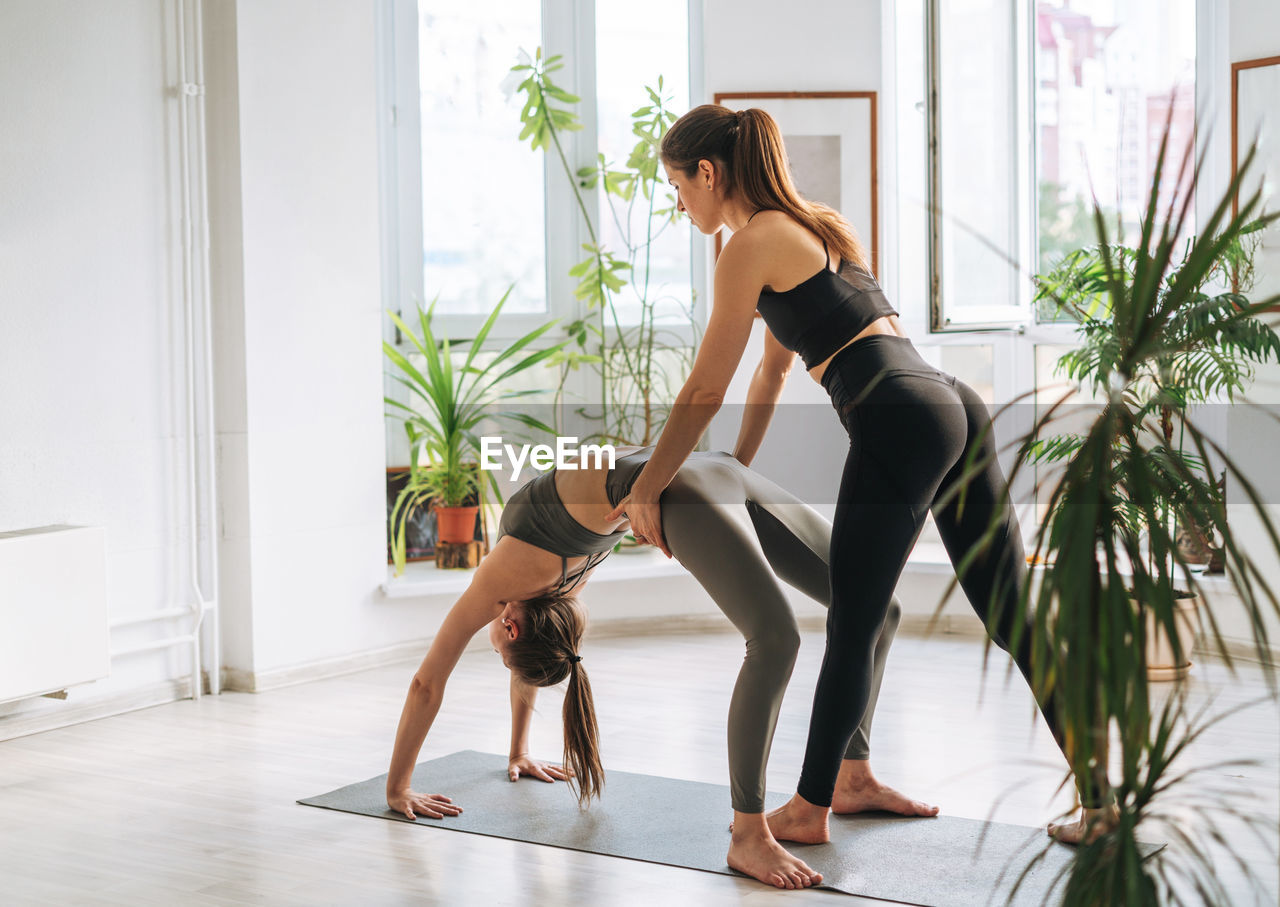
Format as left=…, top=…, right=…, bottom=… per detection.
left=796, top=335, right=1073, bottom=808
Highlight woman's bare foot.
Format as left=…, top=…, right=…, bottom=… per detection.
left=1047, top=803, right=1120, bottom=844
left=831, top=759, right=939, bottom=817
left=727, top=812, right=823, bottom=889
left=761, top=794, right=832, bottom=845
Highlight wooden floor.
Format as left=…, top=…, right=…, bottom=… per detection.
left=1, top=627, right=1276, bottom=906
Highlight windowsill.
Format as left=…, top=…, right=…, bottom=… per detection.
left=381, top=541, right=1237, bottom=599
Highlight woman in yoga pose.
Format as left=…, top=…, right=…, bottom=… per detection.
left=385, top=446, right=933, bottom=890
left=604, top=103, right=1111, bottom=849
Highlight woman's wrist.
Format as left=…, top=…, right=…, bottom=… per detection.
left=508, top=750, right=529, bottom=761
left=629, top=477, right=660, bottom=503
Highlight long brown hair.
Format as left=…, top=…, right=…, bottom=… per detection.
left=505, top=591, right=603, bottom=806
left=660, top=103, right=870, bottom=271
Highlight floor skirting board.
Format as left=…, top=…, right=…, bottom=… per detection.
left=2, top=614, right=1273, bottom=742
left=0, top=678, right=194, bottom=744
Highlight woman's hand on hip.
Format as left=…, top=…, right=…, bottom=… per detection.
left=387, top=789, right=463, bottom=821
left=606, top=489, right=670, bottom=558
left=508, top=754, right=573, bottom=783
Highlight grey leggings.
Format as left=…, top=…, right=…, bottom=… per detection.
left=658, top=452, right=900, bottom=814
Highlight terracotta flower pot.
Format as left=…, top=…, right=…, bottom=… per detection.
left=435, top=505, right=479, bottom=545
left=1142, top=592, right=1202, bottom=683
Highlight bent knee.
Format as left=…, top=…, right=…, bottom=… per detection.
left=746, top=623, right=802, bottom=669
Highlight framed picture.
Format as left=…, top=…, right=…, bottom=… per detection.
left=711, top=91, right=878, bottom=277
left=1231, top=55, right=1280, bottom=305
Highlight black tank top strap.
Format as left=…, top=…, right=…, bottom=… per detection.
left=821, top=237, right=830, bottom=269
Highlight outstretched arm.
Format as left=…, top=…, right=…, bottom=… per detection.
left=506, top=675, right=571, bottom=783
left=607, top=236, right=765, bottom=553
left=385, top=567, right=506, bottom=819
left=732, top=328, right=796, bottom=467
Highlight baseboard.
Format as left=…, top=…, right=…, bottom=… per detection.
left=585, top=611, right=989, bottom=640
left=0, top=677, right=195, bottom=743
left=1194, top=635, right=1280, bottom=667
left=221, top=637, right=438, bottom=693
left=225, top=612, right=993, bottom=692
left=7, top=613, right=1268, bottom=742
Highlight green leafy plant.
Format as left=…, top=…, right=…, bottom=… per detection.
left=383, top=290, right=567, bottom=573
left=964, top=125, right=1280, bottom=904
left=1030, top=218, right=1278, bottom=573
left=511, top=48, right=700, bottom=445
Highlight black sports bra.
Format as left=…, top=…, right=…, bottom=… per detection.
left=755, top=235, right=897, bottom=371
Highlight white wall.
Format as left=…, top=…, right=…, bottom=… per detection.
left=701, top=0, right=885, bottom=508
left=1221, top=0, right=1280, bottom=653
left=0, top=1, right=201, bottom=723
left=207, top=0, right=461, bottom=684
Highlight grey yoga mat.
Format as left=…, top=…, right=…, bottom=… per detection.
left=301, top=750, right=1104, bottom=906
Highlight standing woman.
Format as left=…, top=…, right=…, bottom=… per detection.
left=607, top=104, right=1106, bottom=846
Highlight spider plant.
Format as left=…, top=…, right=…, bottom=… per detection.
left=383, top=290, right=566, bottom=573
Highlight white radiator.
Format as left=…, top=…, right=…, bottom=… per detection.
left=0, top=525, right=110, bottom=704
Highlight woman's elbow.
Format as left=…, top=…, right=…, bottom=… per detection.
left=684, top=387, right=726, bottom=409
left=409, top=672, right=442, bottom=702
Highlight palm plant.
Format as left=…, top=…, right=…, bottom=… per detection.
left=511, top=48, right=700, bottom=446
left=954, top=124, right=1280, bottom=904
left=384, top=290, right=566, bottom=573
left=1030, top=220, right=1277, bottom=577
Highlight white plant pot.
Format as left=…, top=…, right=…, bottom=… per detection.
left=1143, top=593, right=1202, bottom=683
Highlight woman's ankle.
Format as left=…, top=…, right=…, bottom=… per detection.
left=730, top=810, right=772, bottom=842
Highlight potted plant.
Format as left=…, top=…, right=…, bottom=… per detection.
left=384, top=290, right=566, bottom=573
left=510, top=49, right=701, bottom=448
left=1030, top=212, right=1277, bottom=680
left=967, top=128, right=1280, bottom=903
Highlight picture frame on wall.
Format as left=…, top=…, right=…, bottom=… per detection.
left=711, top=91, right=878, bottom=277
left=1231, top=55, right=1280, bottom=306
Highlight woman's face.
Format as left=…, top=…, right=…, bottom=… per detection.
left=487, top=600, right=522, bottom=667
left=664, top=159, right=721, bottom=235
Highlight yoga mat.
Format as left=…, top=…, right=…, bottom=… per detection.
left=301, top=750, right=1132, bottom=906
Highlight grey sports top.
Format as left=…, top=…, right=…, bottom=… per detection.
left=494, top=447, right=654, bottom=594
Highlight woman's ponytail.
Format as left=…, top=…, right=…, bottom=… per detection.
left=561, top=660, right=604, bottom=806
left=661, top=103, right=870, bottom=273
left=507, top=592, right=605, bottom=806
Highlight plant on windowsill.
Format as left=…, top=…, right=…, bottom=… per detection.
left=384, top=291, right=567, bottom=573
left=965, top=123, right=1280, bottom=905
left=509, top=48, right=701, bottom=448
left=1029, top=211, right=1276, bottom=680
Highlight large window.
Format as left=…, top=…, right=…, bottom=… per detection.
left=1035, top=0, right=1196, bottom=276
left=380, top=0, right=693, bottom=338
left=594, top=0, right=692, bottom=325
left=417, top=2, right=547, bottom=315
left=896, top=0, right=1205, bottom=535
left=900, top=0, right=1197, bottom=332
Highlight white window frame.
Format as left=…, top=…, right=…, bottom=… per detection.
left=376, top=0, right=702, bottom=352
left=924, top=0, right=1035, bottom=332
left=898, top=0, right=1218, bottom=410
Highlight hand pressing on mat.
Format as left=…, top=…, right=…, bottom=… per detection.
left=508, top=754, right=574, bottom=783
left=388, top=790, right=463, bottom=821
